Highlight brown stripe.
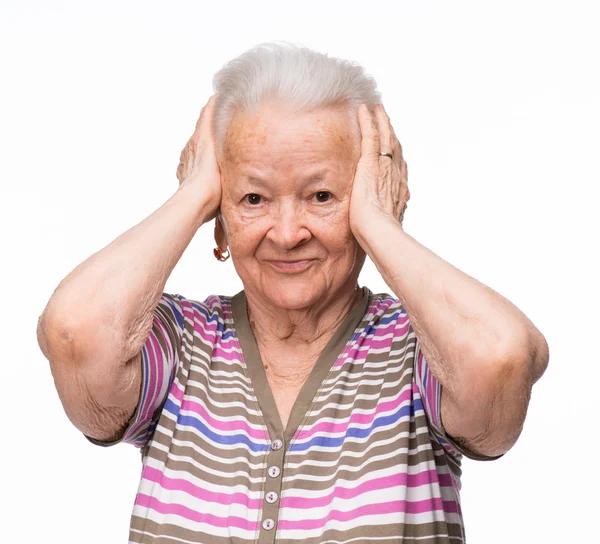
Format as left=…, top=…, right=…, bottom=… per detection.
left=286, top=519, right=466, bottom=543
left=123, top=289, right=466, bottom=542
left=129, top=516, right=464, bottom=543
left=130, top=517, right=252, bottom=544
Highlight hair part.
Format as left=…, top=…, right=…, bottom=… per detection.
left=211, top=42, right=382, bottom=158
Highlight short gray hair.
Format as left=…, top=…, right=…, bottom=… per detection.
left=212, top=42, right=382, bottom=154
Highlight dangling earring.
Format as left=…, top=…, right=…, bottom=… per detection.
left=213, top=246, right=230, bottom=262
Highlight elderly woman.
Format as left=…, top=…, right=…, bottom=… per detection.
left=37, top=43, right=548, bottom=543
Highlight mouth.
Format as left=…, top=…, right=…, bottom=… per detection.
left=267, top=259, right=315, bottom=273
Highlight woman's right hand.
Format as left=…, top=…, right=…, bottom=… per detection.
left=176, top=94, right=222, bottom=222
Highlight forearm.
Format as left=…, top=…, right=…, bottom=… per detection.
left=38, top=180, right=212, bottom=362
left=355, top=213, right=546, bottom=393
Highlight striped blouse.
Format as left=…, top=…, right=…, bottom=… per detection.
left=85, top=286, right=498, bottom=543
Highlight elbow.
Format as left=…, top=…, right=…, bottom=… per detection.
left=488, top=324, right=549, bottom=388
left=446, top=342, right=537, bottom=458
left=37, top=309, right=79, bottom=368
left=38, top=310, right=126, bottom=383
left=528, top=329, right=550, bottom=384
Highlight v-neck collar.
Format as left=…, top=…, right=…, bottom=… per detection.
left=231, top=286, right=372, bottom=444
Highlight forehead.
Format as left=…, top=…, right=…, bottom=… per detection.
left=222, top=102, right=359, bottom=172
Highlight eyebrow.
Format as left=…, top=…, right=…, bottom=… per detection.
left=243, top=172, right=327, bottom=187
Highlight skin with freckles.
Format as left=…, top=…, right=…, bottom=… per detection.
left=216, top=101, right=366, bottom=349
left=176, top=95, right=546, bottom=452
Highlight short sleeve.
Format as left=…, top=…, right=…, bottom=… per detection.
left=413, top=335, right=504, bottom=462
left=84, top=293, right=185, bottom=449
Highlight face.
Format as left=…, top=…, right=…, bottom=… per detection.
left=218, top=101, right=365, bottom=311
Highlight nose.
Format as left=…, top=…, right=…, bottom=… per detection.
left=266, top=201, right=311, bottom=250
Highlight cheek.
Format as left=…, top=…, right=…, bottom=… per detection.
left=221, top=205, right=264, bottom=255
left=311, top=214, right=356, bottom=258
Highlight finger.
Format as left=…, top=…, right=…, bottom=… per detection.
left=373, top=104, right=394, bottom=155
left=399, top=202, right=408, bottom=225
left=192, top=93, right=219, bottom=142
left=358, top=104, right=380, bottom=159
left=375, top=104, right=404, bottom=169
left=390, top=123, right=404, bottom=161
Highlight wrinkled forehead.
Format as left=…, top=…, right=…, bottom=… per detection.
left=220, top=102, right=361, bottom=172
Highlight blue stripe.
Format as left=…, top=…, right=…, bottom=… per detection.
left=377, top=311, right=405, bottom=326
left=291, top=399, right=424, bottom=452
left=140, top=346, right=151, bottom=410
left=164, top=398, right=270, bottom=453
left=166, top=296, right=184, bottom=330
left=190, top=301, right=220, bottom=324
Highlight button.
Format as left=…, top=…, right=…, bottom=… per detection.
left=262, top=518, right=275, bottom=531
left=266, top=491, right=278, bottom=504
left=268, top=466, right=281, bottom=478
left=271, top=439, right=283, bottom=450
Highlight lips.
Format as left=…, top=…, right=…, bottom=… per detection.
left=267, top=259, right=315, bottom=272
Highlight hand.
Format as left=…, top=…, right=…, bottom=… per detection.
left=349, top=103, right=410, bottom=237
left=176, top=94, right=222, bottom=222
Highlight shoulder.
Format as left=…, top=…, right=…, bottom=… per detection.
left=364, top=289, right=406, bottom=323
left=159, top=293, right=233, bottom=335
left=359, top=288, right=418, bottom=345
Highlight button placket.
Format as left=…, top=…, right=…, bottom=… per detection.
left=259, top=436, right=286, bottom=543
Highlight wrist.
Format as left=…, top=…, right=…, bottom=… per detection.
left=352, top=207, right=402, bottom=250
left=176, top=180, right=220, bottom=227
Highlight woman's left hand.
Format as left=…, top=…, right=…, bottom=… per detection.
left=349, top=103, right=410, bottom=237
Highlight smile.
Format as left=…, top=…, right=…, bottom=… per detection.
left=267, top=260, right=315, bottom=273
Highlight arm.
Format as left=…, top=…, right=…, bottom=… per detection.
left=350, top=104, right=550, bottom=458
left=36, top=95, right=221, bottom=442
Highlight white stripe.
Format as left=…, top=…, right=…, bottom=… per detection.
left=280, top=485, right=444, bottom=522
left=276, top=511, right=446, bottom=538
left=284, top=446, right=445, bottom=481
left=141, top=459, right=267, bottom=498
left=147, top=447, right=269, bottom=482
left=131, top=502, right=259, bottom=539
left=303, top=378, right=413, bottom=424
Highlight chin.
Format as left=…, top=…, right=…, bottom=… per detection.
left=262, top=277, right=326, bottom=310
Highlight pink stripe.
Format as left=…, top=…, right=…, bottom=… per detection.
left=394, top=319, right=410, bottom=337
left=144, top=325, right=164, bottom=419
left=192, top=321, right=219, bottom=344
left=422, top=352, right=441, bottom=428
left=359, top=337, right=404, bottom=350
left=214, top=337, right=239, bottom=350
left=296, top=387, right=412, bottom=441
left=138, top=330, right=159, bottom=423
left=204, top=295, right=222, bottom=309
left=282, top=470, right=455, bottom=509
left=335, top=337, right=389, bottom=368
left=212, top=344, right=239, bottom=360
left=123, top=328, right=162, bottom=442
left=193, top=309, right=219, bottom=333
left=124, top=312, right=176, bottom=443
left=334, top=297, right=400, bottom=367
left=142, top=466, right=263, bottom=509
left=357, top=318, right=403, bottom=338
left=368, top=297, right=396, bottom=316
left=170, top=384, right=267, bottom=440
left=278, top=498, right=459, bottom=531
left=135, top=493, right=258, bottom=530
left=335, top=315, right=412, bottom=369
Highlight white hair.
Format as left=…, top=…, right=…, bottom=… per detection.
left=211, top=41, right=382, bottom=155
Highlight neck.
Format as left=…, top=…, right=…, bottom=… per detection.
left=245, top=281, right=363, bottom=350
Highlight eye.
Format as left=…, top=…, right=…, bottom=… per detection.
left=244, top=193, right=263, bottom=205
left=314, top=191, right=332, bottom=203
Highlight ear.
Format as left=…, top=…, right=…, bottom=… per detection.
left=214, top=215, right=228, bottom=251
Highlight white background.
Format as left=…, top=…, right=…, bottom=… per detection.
left=1, top=1, right=598, bottom=542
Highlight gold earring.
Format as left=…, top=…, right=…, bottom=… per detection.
left=213, top=247, right=230, bottom=262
